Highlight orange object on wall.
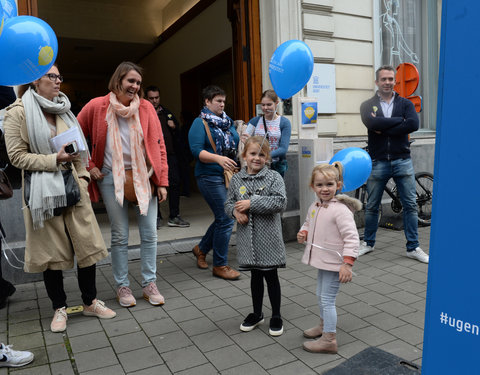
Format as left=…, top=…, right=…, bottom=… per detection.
left=395, top=63, right=422, bottom=112
left=395, top=63, right=419, bottom=97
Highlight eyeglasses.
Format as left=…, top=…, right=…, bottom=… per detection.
left=43, top=73, right=64, bottom=82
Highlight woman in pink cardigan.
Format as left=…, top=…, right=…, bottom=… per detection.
left=297, top=163, right=360, bottom=354
left=78, top=62, right=168, bottom=308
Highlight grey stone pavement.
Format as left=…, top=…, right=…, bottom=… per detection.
left=0, top=226, right=430, bottom=374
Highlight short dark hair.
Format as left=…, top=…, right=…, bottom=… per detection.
left=145, top=85, right=160, bottom=96
left=202, top=85, right=225, bottom=104
left=108, top=61, right=144, bottom=98
left=375, top=65, right=395, bottom=81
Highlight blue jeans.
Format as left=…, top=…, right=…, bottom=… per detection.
left=317, top=269, right=340, bottom=333
left=364, top=158, right=419, bottom=251
left=196, top=174, right=234, bottom=266
left=97, top=168, right=158, bottom=288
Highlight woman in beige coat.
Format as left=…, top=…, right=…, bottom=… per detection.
left=3, top=65, right=116, bottom=333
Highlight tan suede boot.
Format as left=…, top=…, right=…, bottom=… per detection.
left=303, top=319, right=324, bottom=338
left=303, top=332, right=338, bottom=354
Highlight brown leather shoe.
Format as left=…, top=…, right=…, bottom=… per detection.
left=212, top=266, right=240, bottom=280
left=192, top=245, right=208, bottom=269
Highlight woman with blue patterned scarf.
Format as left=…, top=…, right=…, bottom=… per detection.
left=188, top=85, right=240, bottom=280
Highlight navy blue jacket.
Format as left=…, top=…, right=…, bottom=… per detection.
left=360, top=92, right=419, bottom=161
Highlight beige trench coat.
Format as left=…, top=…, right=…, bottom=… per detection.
left=3, top=99, right=108, bottom=273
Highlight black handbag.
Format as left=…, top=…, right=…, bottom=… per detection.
left=24, top=163, right=81, bottom=216
left=0, top=166, right=13, bottom=200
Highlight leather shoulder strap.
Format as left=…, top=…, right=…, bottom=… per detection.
left=202, top=119, right=216, bottom=153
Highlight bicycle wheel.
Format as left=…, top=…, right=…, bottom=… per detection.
left=353, top=184, right=382, bottom=239
left=415, top=172, right=433, bottom=226
left=387, top=179, right=403, bottom=214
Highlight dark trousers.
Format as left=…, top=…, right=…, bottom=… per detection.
left=43, top=264, right=97, bottom=310
left=251, top=269, right=281, bottom=317
left=0, top=250, right=15, bottom=299
left=0, top=224, right=15, bottom=300
left=159, top=154, right=181, bottom=219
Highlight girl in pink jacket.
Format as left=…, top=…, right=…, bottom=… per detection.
left=297, top=163, right=361, bottom=354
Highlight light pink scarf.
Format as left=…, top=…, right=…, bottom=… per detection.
left=106, top=93, right=151, bottom=215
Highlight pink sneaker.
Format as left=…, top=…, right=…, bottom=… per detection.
left=142, top=282, right=165, bottom=306
left=117, top=286, right=136, bottom=307
left=83, top=299, right=116, bottom=319
left=51, top=307, right=67, bottom=333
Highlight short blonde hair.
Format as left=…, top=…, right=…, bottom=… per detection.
left=310, top=162, right=344, bottom=190
left=108, top=61, right=144, bottom=98
left=242, top=136, right=271, bottom=161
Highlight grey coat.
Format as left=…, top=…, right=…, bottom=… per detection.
left=225, top=167, right=287, bottom=269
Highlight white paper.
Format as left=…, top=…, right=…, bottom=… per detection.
left=49, top=126, right=86, bottom=152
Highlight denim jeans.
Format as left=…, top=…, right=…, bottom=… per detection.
left=317, top=269, right=340, bottom=333
left=97, top=168, right=158, bottom=288
left=364, top=158, right=419, bottom=251
left=196, top=174, right=234, bottom=266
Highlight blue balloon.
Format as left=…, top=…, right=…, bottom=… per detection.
left=330, top=148, right=372, bottom=192
left=0, top=16, right=58, bottom=86
left=269, top=40, right=314, bottom=99
left=0, top=0, right=17, bottom=21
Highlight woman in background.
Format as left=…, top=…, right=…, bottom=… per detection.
left=188, top=85, right=240, bottom=280
left=243, top=90, right=291, bottom=177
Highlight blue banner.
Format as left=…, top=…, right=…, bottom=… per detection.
left=423, top=1, right=480, bottom=373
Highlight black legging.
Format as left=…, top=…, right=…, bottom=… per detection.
left=43, top=264, right=97, bottom=310
left=250, top=269, right=281, bottom=318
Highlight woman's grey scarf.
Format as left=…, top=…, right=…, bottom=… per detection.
left=22, top=87, right=90, bottom=229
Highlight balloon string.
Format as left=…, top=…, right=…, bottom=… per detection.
left=0, top=230, right=25, bottom=270
left=305, top=242, right=357, bottom=276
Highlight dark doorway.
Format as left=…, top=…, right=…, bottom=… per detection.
left=180, top=48, right=234, bottom=125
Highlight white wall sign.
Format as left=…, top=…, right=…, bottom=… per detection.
left=306, top=63, right=336, bottom=114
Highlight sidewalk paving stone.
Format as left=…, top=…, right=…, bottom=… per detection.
left=45, top=342, right=69, bottom=362
left=161, top=345, right=209, bottom=373
left=140, top=317, right=180, bottom=337
left=51, top=360, right=76, bottom=375
left=117, top=346, right=163, bottom=373
left=204, top=344, right=252, bottom=371
left=350, top=325, right=397, bottom=346
left=269, top=360, right=321, bottom=375
left=101, top=317, right=141, bottom=337
left=175, top=363, right=218, bottom=375
left=69, top=331, right=110, bottom=353
left=81, top=364, right=125, bottom=375
left=220, top=361, right=268, bottom=375
left=74, top=346, right=119, bottom=373
left=190, top=330, right=234, bottom=352
left=150, top=330, right=192, bottom=353
left=247, top=343, right=297, bottom=369
left=363, top=311, right=407, bottom=331
left=230, top=329, right=275, bottom=351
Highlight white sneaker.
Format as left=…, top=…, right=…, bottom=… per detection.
left=0, top=343, right=34, bottom=367
left=406, top=247, right=429, bottom=263
left=358, top=241, right=374, bottom=256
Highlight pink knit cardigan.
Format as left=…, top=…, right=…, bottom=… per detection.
left=77, top=93, right=168, bottom=202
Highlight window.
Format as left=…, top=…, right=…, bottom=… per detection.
left=375, top=0, right=439, bottom=130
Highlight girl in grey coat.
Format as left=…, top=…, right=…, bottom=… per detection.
left=225, top=136, right=287, bottom=336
